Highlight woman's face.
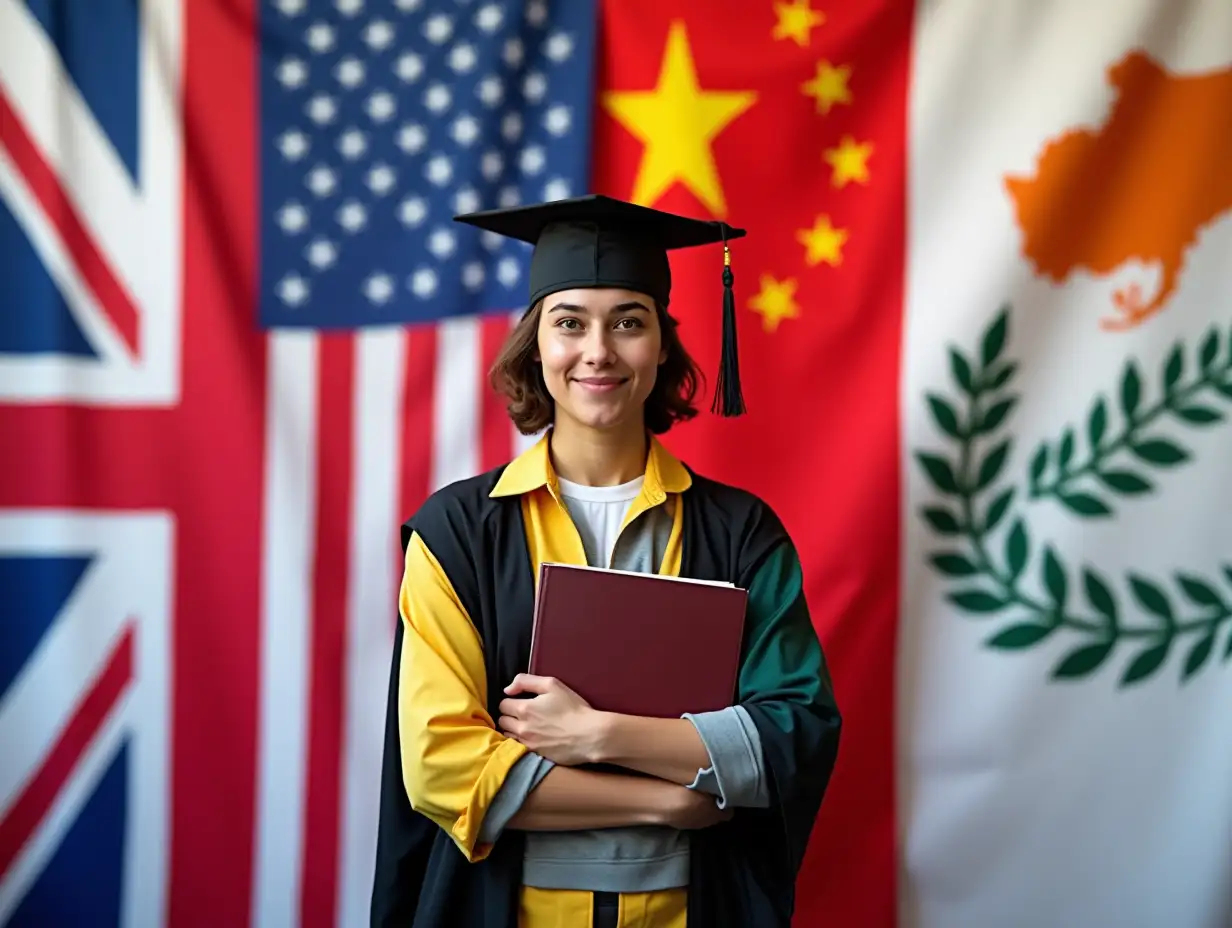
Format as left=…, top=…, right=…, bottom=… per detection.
left=536, top=287, right=667, bottom=433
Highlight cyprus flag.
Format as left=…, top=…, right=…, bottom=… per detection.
left=900, top=1, right=1232, bottom=925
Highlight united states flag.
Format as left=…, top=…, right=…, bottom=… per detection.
left=0, top=1, right=596, bottom=925
left=258, top=0, right=594, bottom=327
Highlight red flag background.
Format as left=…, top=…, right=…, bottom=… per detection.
left=593, top=2, right=913, bottom=923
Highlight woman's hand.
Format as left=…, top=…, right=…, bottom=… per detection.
left=498, top=674, right=605, bottom=767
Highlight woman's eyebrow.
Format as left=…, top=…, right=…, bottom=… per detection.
left=547, top=302, right=650, bottom=314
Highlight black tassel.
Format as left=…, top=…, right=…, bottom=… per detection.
left=710, top=224, right=746, bottom=417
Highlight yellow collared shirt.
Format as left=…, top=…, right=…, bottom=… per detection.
left=399, top=434, right=692, bottom=927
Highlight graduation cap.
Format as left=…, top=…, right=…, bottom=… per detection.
left=454, top=194, right=748, bottom=417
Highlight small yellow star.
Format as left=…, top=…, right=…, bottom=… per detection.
left=796, top=214, right=848, bottom=267
left=772, top=0, right=825, bottom=47
left=823, top=135, right=873, bottom=188
left=801, top=60, right=852, bottom=114
left=749, top=274, right=801, bottom=333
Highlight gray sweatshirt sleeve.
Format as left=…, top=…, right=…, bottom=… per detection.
left=476, top=751, right=556, bottom=844
left=682, top=705, right=770, bottom=809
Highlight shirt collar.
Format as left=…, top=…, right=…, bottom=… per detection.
left=490, top=431, right=692, bottom=499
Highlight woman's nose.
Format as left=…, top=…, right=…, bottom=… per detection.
left=580, top=329, right=616, bottom=364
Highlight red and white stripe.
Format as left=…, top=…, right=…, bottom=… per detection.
left=250, top=311, right=535, bottom=928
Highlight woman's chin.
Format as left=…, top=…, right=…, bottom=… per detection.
left=560, top=399, right=638, bottom=433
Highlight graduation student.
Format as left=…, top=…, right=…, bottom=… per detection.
left=370, top=194, right=842, bottom=928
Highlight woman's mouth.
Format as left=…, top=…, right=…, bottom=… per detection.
left=574, top=376, right=626, bottom=393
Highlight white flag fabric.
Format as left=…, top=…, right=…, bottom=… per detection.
left=900, top=1, right=1232, bottom=925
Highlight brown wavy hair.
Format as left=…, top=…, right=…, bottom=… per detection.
left=488, top=299, right=704, bottom=436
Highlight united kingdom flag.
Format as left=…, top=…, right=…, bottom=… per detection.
left=0, top=1, right=595, bottom=925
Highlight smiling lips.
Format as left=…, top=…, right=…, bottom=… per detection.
left=573, top=376, right=627, bottom=393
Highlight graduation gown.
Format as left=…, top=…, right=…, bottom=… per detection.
left=369, top=437, right=842, bottom=927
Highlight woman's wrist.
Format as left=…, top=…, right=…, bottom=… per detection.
left=583, top=711, right=711, bottom=786
left=632, top=775, right=687, bottom=827
left=585, top=710, right=619, bottom=765
left=506, top=764, right=689, bottom=831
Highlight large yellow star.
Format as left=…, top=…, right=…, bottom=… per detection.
left=772, top=0, right=826, bottom=46
left=797, top=214, right=847, bottom=266
left=824, top=135, right=873, bottom=187
left=601, top=21, right=757, bottom=217
left=749, top=274, right=801, bottom=333
left=801, top=61, right=852, bottom=114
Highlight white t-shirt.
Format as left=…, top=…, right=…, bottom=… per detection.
left=556, top=474, right=644, bottom=569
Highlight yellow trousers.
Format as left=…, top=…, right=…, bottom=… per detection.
left=518, top=887, right=688, bottom=928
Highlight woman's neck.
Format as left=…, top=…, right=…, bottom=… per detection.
left=549, top=417, right=648, bottom=487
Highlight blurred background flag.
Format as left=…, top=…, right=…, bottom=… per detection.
left=4, top=1, right=1232, bottom=927
left=257, top=0, right=597, bottom=330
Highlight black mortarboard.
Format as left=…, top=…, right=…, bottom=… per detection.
left=454, top=194, right=748, bottom=417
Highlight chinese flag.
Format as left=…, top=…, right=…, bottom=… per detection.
left=592, top=1, right=912, bottom=924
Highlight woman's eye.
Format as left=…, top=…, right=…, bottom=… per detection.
left=554, top=316, right=643, bottom=331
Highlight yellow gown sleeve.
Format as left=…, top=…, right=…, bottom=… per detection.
left=397, top=529, right=530, bottom=862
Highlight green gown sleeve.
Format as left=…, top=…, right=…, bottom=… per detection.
left=737, top=534, right=843, bottom=874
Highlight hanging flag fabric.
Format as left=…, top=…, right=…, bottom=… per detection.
left=897, top=3, right=1232, bottom=925
left=591, top=3, right=910, bottom=923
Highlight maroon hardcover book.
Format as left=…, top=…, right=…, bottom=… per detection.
left=527, top=562, right=748, bottom=718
